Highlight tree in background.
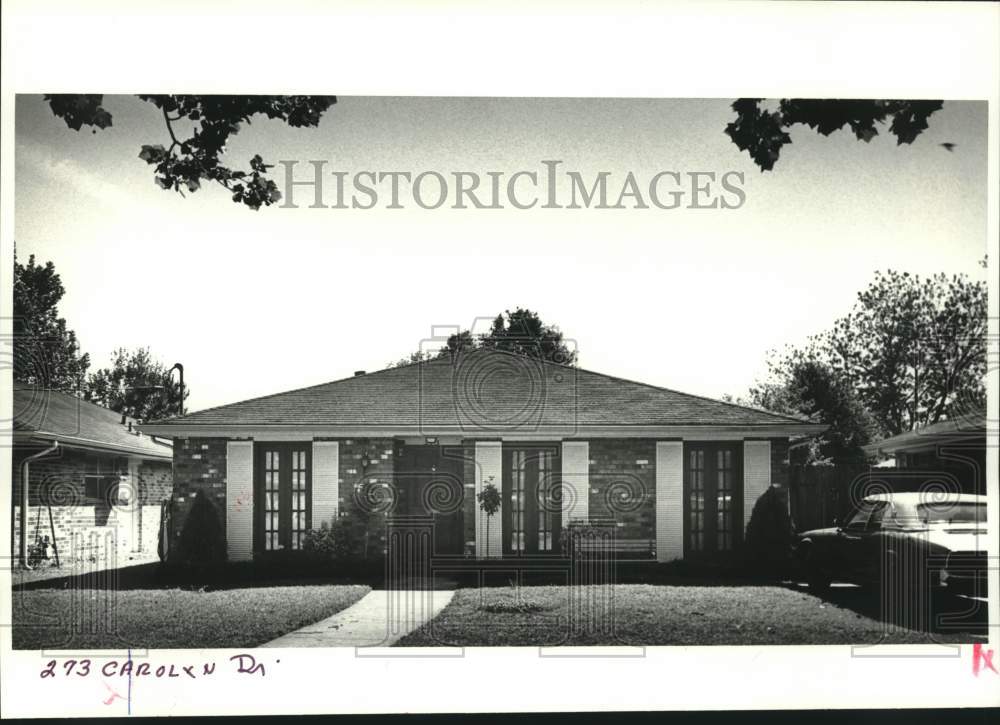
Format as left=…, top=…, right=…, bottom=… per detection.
left=745, top=264, right=987, bottom=456
left=45, top=94, right=337, bottom=210
left=478, top=308, right=577, bottom=365
left=86, top=347, right=188, bottom=421
left=824, top=268, right=987, bottom=436
left=388, top=349, right=437, bottom=368
left=726, top=99, right=945, bottom=171
left=748, top=356, right=876, bottom=465
left=393, top=308, right=577, bottom=368
left=13, top=248, right=90, bottom=391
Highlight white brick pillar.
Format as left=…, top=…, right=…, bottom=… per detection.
left=225, top=440, right=254, bottom=561
left=655, top=441, right=684, bottom=562
left=743, top=440, right=772, bottom=535
left=561, top=441, right=589, bottom=525
left=311, top=441, right=340, bottom=528
left=474, top=441, right=503, bottom=558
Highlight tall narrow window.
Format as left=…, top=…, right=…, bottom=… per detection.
left=717, top=449, right=733, bottom=550
left=689, top=449, right=705, bottom=552
left=264, top=450, right=280, bottom=550
left=290, top=449, right=308, bottom=549
left=511, top=450, right=526, bottom=552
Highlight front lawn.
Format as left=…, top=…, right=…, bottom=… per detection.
left=397, top=584, right=982, bottom=646
left=12, top=584, right=370, bottom=650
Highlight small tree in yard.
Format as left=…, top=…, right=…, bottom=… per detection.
left=477, top=477, right=501, bottom=558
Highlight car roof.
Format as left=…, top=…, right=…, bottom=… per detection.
left=864, top=492, right=985, bottom=504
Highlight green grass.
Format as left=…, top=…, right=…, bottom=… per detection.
left=397, top=584, right=983, bottom=646
left=12, top=584, right=370, bottom=650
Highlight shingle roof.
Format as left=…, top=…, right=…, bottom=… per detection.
left=146, top=350, right=813, bottom=431
left=14, top=385, right=173, bottom=459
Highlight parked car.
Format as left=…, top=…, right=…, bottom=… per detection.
left=795, top=493, right=987, bottom=595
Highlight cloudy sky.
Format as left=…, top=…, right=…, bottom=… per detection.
left=15, top=96, right=988, bottom=412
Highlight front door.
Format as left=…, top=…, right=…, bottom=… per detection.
left=254, top=443, right=311, bottom=554
left=502, top=444, right=561, bottom=556
left=394, top=444, right=465, bottom=555
left=684, top=443, right=742, bottom=557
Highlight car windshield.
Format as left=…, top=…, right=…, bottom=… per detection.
left=916, top=502, right=985, bottom=525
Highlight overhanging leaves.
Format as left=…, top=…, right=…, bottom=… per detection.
left=44, top=94, right=338, bottom=210
left=725, top=99, right=944, bottom=172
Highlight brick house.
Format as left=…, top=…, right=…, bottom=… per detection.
left=13, top=385, right=173, bottom=567
left=141, top=350, right=823, bottom=563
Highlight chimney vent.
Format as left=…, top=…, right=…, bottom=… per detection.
left=354, top=370, right=366, bottom=376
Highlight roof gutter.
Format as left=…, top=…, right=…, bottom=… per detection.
left=18, top=442, right=59, bottom=568
left=13, top=430, right=171, bottom=460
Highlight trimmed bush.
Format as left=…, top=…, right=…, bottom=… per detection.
left=174, top=492, right=226, bottom=566
left=744, top=485, right=794, bottom=577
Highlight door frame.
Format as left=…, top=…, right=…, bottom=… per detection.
left=253, top=441, right=312, bottom=556
left=682, top=441, right=744, bottom=558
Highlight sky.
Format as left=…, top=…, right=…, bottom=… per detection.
left=14, top=95, right=988, bottom=413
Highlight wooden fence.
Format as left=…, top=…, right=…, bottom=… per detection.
left=787, top=464, right=978, bottom=533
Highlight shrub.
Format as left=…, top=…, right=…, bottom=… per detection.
left=302, top=516, right=372, bottom=564
left=744, top=485, right=794, bottom=577
left=175, top=491, right=226, bottom=566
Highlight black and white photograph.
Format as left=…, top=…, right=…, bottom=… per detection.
left=1, top=0, right=998, bottom=718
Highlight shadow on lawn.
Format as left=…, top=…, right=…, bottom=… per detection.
left=12, top=560, right=382, bottom=593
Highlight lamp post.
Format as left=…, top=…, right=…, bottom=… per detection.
left=168, top=363, right=184, bottom=416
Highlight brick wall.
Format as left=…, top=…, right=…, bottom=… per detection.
left=11, top=447, right=172, bottom=564
left=139, top=462, right=173, bottom=504
left=587, top=438, right=657, bottom=555
left=336, top=438, right=395, bottom=555
left=170, top=438, right=228, bottom=559
left=337, top=438, right=395, bottom=513
left=12, top=447, right=126, bottom=505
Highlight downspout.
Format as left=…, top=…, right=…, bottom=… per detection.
left=19, top=442, right=59, bottom=568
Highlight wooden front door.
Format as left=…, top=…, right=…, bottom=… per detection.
left=502, top=444, right=561, bottom=556
left=683, top=443, right=742, bottom=557
left=394, top=444, right=465, bottom=555
left=254, top=443, right=311, bottom=554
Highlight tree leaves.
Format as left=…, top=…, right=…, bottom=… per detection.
left=85, top=347, right=188, bottom=421
left=44, top=94, right=113, bottom=133
left=48, top=94, right=337, bottom=210
left=13, top=246, right=90, bottom=391
left=391, top=308, right=579, bottom=368
left=725, top=99, right=945, bottom=171
left=754, top=265, right=987, bottom=441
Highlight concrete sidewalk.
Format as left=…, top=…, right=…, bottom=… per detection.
left=260, top=589, right=455, bottom=648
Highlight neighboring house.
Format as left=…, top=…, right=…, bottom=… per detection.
left=864, top=408, right=988, bottom=496
left=12, top=384, right=174, bottom=567
left=141, top=350, right=824, bottom=563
